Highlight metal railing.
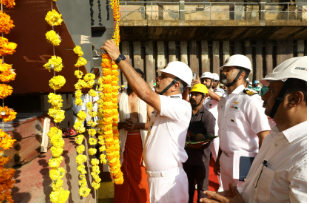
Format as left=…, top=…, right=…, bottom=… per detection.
left=119, top=1, right=307, bottom=21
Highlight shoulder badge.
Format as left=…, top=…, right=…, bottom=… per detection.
left=243, top=89, right=257, bottom=96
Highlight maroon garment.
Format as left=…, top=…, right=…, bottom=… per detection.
left=114, top=131, right=150, bottom=203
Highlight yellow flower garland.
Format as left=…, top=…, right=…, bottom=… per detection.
left=45, top=4, right=70, bottom=202
left=46, top=30, right=61, bottom=46
left=44, top=56, right=63, bottom=72
left=49, top=75, right=66, bottom=90
left=73, top=46, right=84, bottom=57
left=72, top=45, right=93, bottom=197
left=45, top=9, right=63, bottom=26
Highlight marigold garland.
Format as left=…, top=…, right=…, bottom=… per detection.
left=72, top=45, right=93, bottom=197
left=44, top=56, right=63, bottom=72
left=98, top=53, right=123, bottom=185
left=46, top=30, right=61, bottom=46
left=0, top=84, right=12, bottom=99
left=74, top=57, right=87, bottom=67
left=45, top=9, right=63, bottom=26
left=0, top=37, right=16, bottom=56
left=49, top=75, right=66, bottom=90
left=0, top=11, right=14, bottom=34
left=0, top=106, right=16, bottom=122
left=45, top=4, right=70, bottom=202
left=73, top=46, right=83, bottom=57
left=0, top=0, right=16, bottom=9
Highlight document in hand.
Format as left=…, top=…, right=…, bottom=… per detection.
left=239, top=156, right=255, bottom=181
left=233, top=151, right=257, bottom=181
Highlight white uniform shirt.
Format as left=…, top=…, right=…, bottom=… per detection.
left=239, top=121, right=307, bottom=202
left=215, top=87, right=225, bottom=95
left=217, top=85, right=270, bottom=153
left=143, top=94, right=191, bottom=172
left=203, top=88, right=223, bottom=135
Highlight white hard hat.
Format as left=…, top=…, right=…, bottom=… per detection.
left=201, top=72, right=214, bottom=79
left=260, top=56, right=307, bottom=87
left=220, top=54, right=252, bottom=72
left=246, top=78, right=250, bottom=83
left=212, top=73, right=220, bottom=81
left=158, top=61, right=193, bottom=87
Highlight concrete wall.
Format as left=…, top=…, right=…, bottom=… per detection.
left=119, top=40, right=307, bottom=86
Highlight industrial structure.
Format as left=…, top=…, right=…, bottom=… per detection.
left=3, top=0, right=307, bottom=203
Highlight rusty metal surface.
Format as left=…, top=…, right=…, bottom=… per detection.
left=4, top=114, right=55, bottom=168
left=3, top=0, right=87, bottom=94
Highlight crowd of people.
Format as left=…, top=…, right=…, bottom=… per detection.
left=88, top=40, right=307, bottom=203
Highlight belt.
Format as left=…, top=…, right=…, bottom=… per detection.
left=146, top=166, right=183, bottom=178
left=222, top=151, right=233, bottom=158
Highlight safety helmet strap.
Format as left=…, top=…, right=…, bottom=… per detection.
left=269, top=79, right=292, bottom=119
left=225, top=69, right=244, bottom=87
left=159, top=78, right=179, bottom=95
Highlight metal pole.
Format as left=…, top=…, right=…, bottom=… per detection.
left=234, top=2, right=236, bottom=20
left=151, top=2, right=153, bottom=20
left=210, top=2, right=211, bottom=20
left=287, top=2, right=289, bottom=20
left=125, top=2, right=127, bottom=20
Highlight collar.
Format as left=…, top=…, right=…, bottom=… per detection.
left=168, top=94, right=182, bottom=99
left=224, top=85, right=245, bottom=98
left=281, top=121, right=307, bottom=143
left=192, top=105, right=206, bottom=116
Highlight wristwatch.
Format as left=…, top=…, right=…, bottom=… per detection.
left=115, top=54, right=126, bottom=64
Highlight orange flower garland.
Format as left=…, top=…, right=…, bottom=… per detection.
left=0, top=128, right=16, bottom=203
left=0, top=0, right=15, bottom=9
left=0, top=1, right=16, bottom=203
left=0, top=11, right=14, bottom=34
left=98, top=53, right=123, bottom=185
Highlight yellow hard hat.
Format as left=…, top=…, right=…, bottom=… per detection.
left=190, top=84, right=209, bottom=96
left=121, top=85, right=125, bottom=88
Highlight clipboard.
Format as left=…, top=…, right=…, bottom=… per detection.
left=233, top=150, right=257, bottom=180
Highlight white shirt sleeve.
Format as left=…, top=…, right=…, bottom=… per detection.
left=245, top=96, right=271, bottom=134
left=288, top=159, right=307, bottom=202
left=159, top=95, right=190, bottom=122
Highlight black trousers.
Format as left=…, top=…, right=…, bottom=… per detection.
left=183, top=162, right=210, bottom=203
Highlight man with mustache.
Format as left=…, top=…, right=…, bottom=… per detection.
left=102, top=40, right=193, bottom=203
left=200, top=56, right=307, bottom=203
left=184, top=84, right=215, bottom=203
left=214, top=54, right=271, bottom=190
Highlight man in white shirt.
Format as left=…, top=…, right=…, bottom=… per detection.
left=212, top=73, right=225, bottom=95
left=200, top=56, right=307, bottom=203
left=214, top=54, right=271, bottom=190
left=200, top=72, right=224, bottom=191
left=102, top=40, right=193, bottom=203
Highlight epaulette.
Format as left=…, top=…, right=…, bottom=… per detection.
left=243, top=88, right=258, bottom=96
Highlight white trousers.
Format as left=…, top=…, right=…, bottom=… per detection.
left=147, top=167, right=188, bottom=203
left=211, top=138, right=223, bottom=190
left=220, top=152, right=244, bottom=190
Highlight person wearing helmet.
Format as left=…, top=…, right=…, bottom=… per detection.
left=115, top=68, right=153, bottom=203
left=200, top=56, right=307, bottom=203
left=214, top=54, right=271, bottom=191
left=250, top=80, right=261, bottom=93
left=212, top=73, right=225, bottom=95
left=102, top=40, right=192, bottom=203
left=183, top=84, right=215, bottom=203
left=201, top=72, right=224, bottom=192
left=119, top=84, right=126, bottom=93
